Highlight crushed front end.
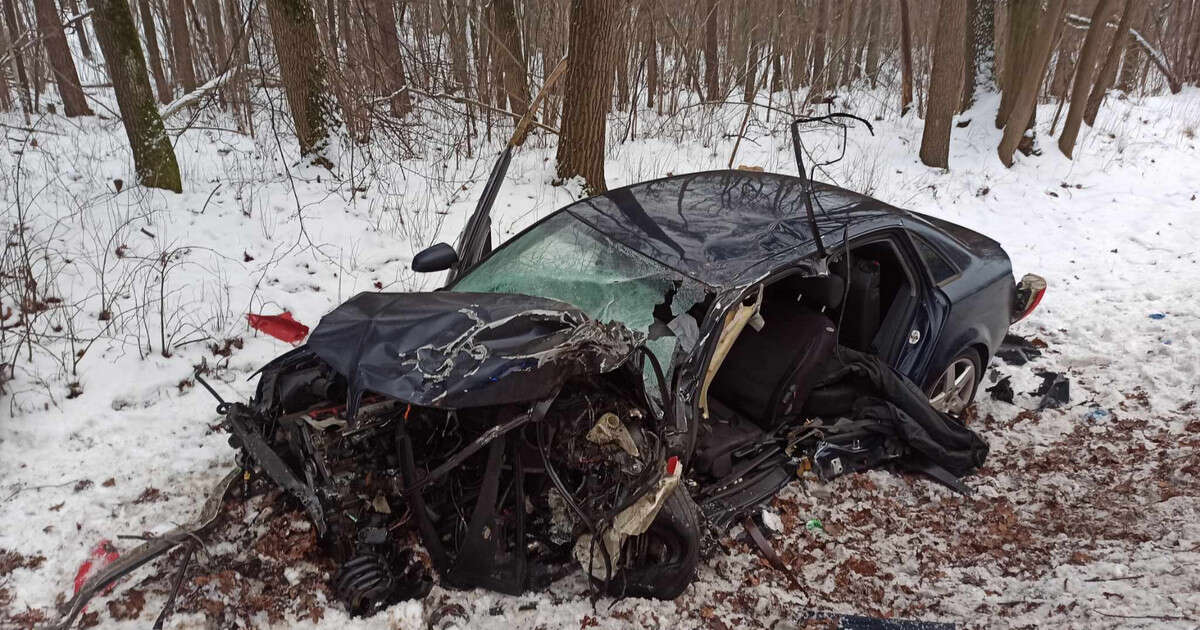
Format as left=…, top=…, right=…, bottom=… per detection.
left=220, top=292, right=698, bottom=615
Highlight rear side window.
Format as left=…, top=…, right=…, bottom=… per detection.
left=911, top=233, right=958, bottom=284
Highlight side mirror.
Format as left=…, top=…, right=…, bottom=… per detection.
left=412, top=243, right=459, bottom=273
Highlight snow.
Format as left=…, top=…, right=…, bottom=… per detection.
left=2, top=84, right=1199, bottom=629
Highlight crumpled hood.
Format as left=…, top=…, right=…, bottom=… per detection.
left=306, top=291, right=644, bottom=413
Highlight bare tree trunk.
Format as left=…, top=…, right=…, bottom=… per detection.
left=614, top=1, right=630, bottom=111
left=1186, top=1, right=1200, bottom=84
left=898, top=0, right=913, bottom=115
left=996, top=0, right=1038, bottom=129
left=834, top=0, right=852, bottom=88
left=487, top=3, right=505, bottom=108
left=1116, top=0, right=1149, bottom=93
left=61, top=0, right=92, bottom=58
left=33, top=0, right=92, bottom=115
left=373, top=0, right=411, bottom=116
left=137, top=0, right=172, bottom=102
left=474, top=0, right=491, bottom=108
left=864, top=0, right=882, bottom=87
left=997, top=0, right=1067, bottom=167
left=920, top=0, right=966, bottom=169
left=810, top=0, right=828, bottom=93
left=1049, top=13, right=1079, bottom=101
left=1083, top=0, right=1135, bottom=126
left=703, top=0, right=718, bottom=100
left=225, top=0, right=251, bottom=130
left=168, top=0, right=197, bottom=91
left=742, top=5, right=757, bottom=103
left=791, top=1, right=808, bottom=88
left=556, top=0, right=617, bottom=195
left=86, top=0, right=182, bottom=190
left=1058, top=0, right=1117, bottom=159
left=961, top=0, right=993, bottom=111
left=445, top=0, right=471, bottom=98
left=0, top=39, right=10, bottom=109
left=643, top=0, right=657, bottom=108
left=204, top=0, right=226, bottom=68
left=493, top=0, right=529, bottom=112
left=266, top=0, right=332, bottom=159
left=2, top=0, right=32, bottom=111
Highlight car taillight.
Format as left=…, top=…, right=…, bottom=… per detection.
left=1012, top=274, right=1047, bottom=323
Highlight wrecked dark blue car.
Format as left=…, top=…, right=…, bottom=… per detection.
left=55, top=118, right=1046, bottom=625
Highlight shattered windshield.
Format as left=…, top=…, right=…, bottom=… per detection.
left=451, top=213, right=709, bottom=390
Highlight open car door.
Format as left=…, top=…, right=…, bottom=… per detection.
left=444, top=60, right=568, bottom=284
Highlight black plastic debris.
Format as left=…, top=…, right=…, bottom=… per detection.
left=1031, top=370, right=1070, bottom=409
left=804, top=347, right=990, bottom=478
left=996, top=333, right=1042, bottom=366
left=986, top=374, right=1014, bottom=404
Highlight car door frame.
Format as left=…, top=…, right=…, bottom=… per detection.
left=831, top=227, right=949, bottom=382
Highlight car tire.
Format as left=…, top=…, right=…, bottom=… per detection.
left=927, top=349, right=983, bottom=418
left=601, top=486, right=700, bottom=599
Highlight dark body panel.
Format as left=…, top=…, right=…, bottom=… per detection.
left=306, top=291, right=641, bottom=412
left=518, top=170, right=903, bottom=289
left=905, top=213, right=1015, bottom=381
left=448, top=170, right=1015, bottom=440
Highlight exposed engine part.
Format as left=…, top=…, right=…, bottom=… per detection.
left=586, top=412, right=642, bottom=458
left=224, top=345, right=692, bottom=610
left=574, top=459, right=681, bottom=578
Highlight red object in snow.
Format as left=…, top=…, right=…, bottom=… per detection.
left=247, top=311, right=310, bottom=344
left=73, top=539, right=121, bottom=595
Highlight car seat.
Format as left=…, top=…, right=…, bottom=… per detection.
left=838, top=258, right=882, bottom=350
left=709, top=296, right=837, bottom=430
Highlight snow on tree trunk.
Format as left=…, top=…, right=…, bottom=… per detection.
left=961, top=0, right=994, bottom=111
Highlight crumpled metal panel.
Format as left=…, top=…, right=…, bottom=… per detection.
left=306, top=291, right=643, bottom=414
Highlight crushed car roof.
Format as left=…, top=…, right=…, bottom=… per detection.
left=561, top=170, right=903, bottom=287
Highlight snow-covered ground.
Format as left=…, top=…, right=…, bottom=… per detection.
left=2, top=87, right=1198, bottom=629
